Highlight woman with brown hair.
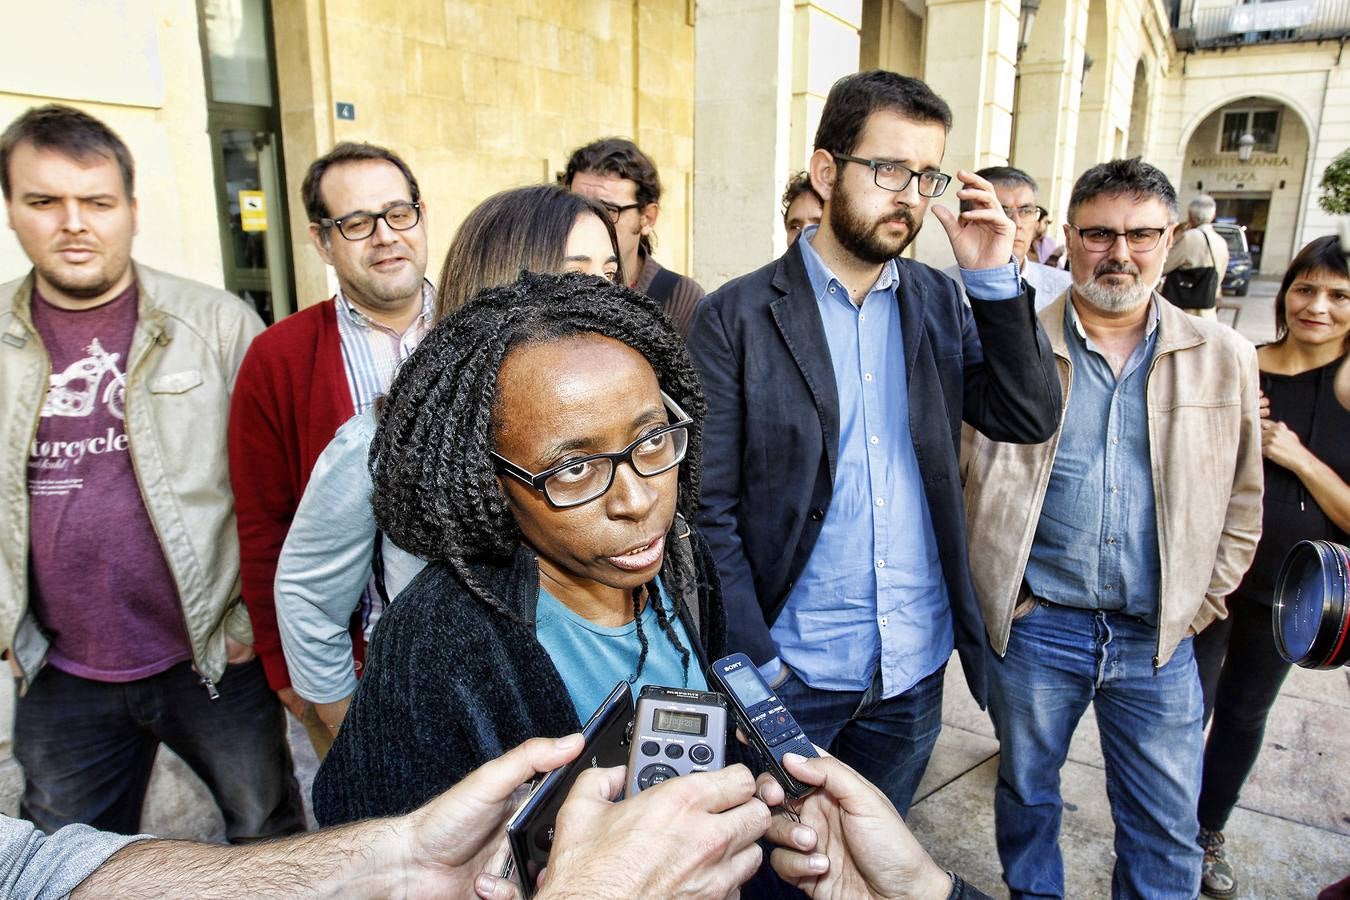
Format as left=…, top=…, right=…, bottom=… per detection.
left=273, top=186, right=622, bottom=735
left=1193, top=235, right=1350, bottom=898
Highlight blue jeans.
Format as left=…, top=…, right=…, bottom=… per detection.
left=14, top=658, right=305, bottom=841
left=774, top=660, right=944, bottom=817
left=986, top=601, right=1203, bottom=899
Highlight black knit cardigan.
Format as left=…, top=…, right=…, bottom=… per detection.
left=312, top=521, right=726, bottom=826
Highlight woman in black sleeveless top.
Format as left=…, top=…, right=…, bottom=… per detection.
left=1193, top=235, right=1350, bottom=898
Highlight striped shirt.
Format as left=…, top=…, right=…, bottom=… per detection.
left=334, top=281, right=435, bottom=414
left=333, top=280, right=434, bottom=638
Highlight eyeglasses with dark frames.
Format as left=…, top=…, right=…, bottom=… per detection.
left=1068, top=224, right=1170, bottom=252
left=832, top=153, right=951, bottom=198
left=319, top=201, right=422, bottom=241
left=598, top=201, right=642, bottom=223
left=492, top=391, right=693, bottom=508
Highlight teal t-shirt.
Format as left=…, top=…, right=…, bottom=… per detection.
left=535, top=578, right=708, bottom=721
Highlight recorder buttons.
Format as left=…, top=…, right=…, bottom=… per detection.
left=665, top=744, right=684, bottom=760
left=638, top=763, right=679, bottom=790
left=689, top=743, right=714, bottom=765
left=641, top=741, right=660, bottom=758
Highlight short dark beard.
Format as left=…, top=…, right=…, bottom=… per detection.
left=828, top=182, right=920, bottom=265
left=39, top=267, right=119, bottom=300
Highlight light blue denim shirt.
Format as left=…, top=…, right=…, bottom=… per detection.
left=1023, top=298, right=1162, bottom=622
left=764, top=228, right=1019, bottom=696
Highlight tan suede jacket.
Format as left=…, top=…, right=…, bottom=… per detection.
left=963, top=292, right=1262, bottom=667
left=0, top=264, right=264, bottom=691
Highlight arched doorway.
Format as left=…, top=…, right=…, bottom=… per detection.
left=1179, top=96, right=1310, bottom=275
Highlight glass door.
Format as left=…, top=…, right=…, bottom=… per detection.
left=209, top=109, right=293, bottom=322
left=198, top=0, right=294, bottom=323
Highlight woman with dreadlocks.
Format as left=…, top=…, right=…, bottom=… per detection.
left=274, top=186, right=622, bottom=741
left=310, top=270, right=725, bottom=828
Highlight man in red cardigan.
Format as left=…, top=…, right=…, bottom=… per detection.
left=228, top=142, right=433, bottom=756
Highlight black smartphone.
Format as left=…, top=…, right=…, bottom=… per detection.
left=707, top=652, right=818, bottom=799
left=504, top=681, right=634, bottom=897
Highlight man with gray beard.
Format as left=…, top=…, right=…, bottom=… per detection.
left=962, top=157, right=1263, bottom=899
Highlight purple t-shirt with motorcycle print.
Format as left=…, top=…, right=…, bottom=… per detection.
left=27, top=284, right=191, bottom=682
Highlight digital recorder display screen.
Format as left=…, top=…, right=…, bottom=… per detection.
left=653, top=708, right=708, bottom=736
left=723, top=666, right=771, bottom=707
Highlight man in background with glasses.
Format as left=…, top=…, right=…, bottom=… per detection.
left=944, top=166, right=1073, bottom=310
left=228, top=142, right=433, bottom=757
left=963, top=157, right=1262, bottom=898
left=562, top=137, right=705, bottom=336
left=688, top=70, right=1061, bottom=817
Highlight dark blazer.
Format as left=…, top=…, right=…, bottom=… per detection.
left=311, top=522, right=725, bottom=826
left=687, top=242, right=1060, bottom=706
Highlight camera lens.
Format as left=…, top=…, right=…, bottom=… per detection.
left=1273, top=540, right=1350, bottom=669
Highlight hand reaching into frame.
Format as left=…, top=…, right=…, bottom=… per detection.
left=758, top=751, right=956, bottom=900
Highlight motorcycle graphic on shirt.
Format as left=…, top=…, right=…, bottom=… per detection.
left=41, top=338, right=127, bottom=420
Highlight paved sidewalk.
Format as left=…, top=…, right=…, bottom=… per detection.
left=0, top=277, right=1345, bottom=897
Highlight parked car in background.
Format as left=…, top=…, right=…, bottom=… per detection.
left=1213, top=223, right=1253, bottom=296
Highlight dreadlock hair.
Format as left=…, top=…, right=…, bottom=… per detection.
left=369, top=270, right=705, bottom=680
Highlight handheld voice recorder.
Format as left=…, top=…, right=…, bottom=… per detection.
left=505, top=681, right=633, bottom=897
left=626, top=685, right=728, bottom=795
left=708, top=652, right=818, bottom=799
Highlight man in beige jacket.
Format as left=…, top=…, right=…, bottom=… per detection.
left=963, top=158, right=1262, bottom=899
left=1, top=105, right=302, bottom=840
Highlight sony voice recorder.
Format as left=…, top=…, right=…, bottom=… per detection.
left=708, top=652, right=818, bottom=799
left=626, top=685, right=729, bottom=795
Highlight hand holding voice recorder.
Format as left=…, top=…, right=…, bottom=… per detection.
left=505, top=681, right=634, bottom=897
left=708, top=652, right=819, bottom=799
left=626, top=685, right=729, bottom=795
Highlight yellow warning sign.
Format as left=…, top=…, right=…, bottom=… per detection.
left=239, top=190, right=267, bottom=232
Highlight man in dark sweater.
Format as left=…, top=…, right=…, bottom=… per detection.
left=563, top=137, right=705, bottom=336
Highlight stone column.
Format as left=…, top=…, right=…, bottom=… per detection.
left=272, top=0, right=335, bottom=309
left=1011, top=0, right=1090, bottom=223
left=916, top=0, right=1020, bottom=269
left=692, top=0, right=860, bottom=290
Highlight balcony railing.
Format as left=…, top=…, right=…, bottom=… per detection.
left=1187, top=0, right=1350, bottom=47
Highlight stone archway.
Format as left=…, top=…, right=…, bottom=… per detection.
left=1178, top=96, right=1311, bottom=275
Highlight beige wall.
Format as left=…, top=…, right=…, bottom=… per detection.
left=0, top=0, right=224, bottom=290
left=691, top=0, right=861, bottom=290
left=277, top=0, right=698, bottom=308
left=1154, top=40, right=1345, bottom=277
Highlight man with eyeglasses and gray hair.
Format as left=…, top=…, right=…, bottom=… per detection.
left=944, top=165, right=1073, bottom=310
left=228, top=142, right=434, bottom=758
left=688, top=69, right=1061, bottom=818
left=1164, top=192, right=1229, bottom=318
left=963, top=157, right=1262, bottom=898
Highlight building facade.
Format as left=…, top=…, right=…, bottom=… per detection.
left=2, top=0, right=1344, bottom=311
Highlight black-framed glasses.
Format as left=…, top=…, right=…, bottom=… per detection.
left=599, top=201, right=642, bottom=223
left=492, top=391, right=693, bottom=508
left=1069, top=224, right=1170, bottom=252
left=1002, top=204, right=1040, bottom=221
left=319, top=201, right=421, bottom=241
left=832, top=153, right=951, bottom=198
